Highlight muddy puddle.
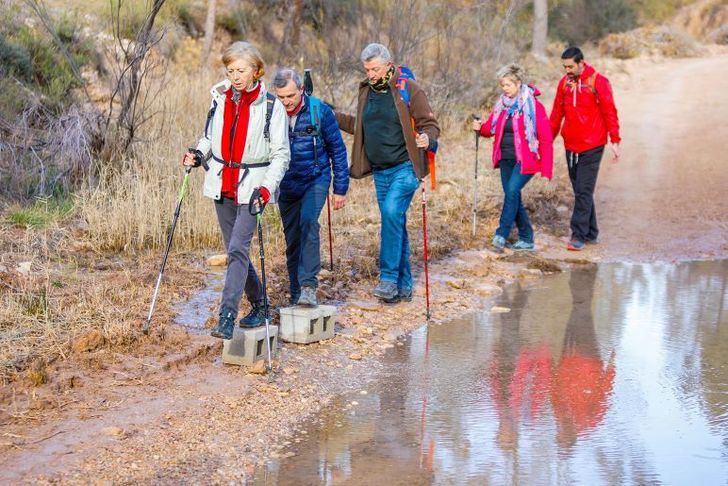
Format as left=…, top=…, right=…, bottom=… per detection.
left=174, top=268, right=224, bottom=334
left=254, top=260, right=728, bottom=485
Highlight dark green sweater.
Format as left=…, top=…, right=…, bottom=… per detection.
left=361, top=89, right=409, bottom=170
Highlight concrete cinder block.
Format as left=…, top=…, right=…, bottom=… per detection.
left=279, top=305, right=336, bottom=344
left=222, top=324, right=278, bottom=366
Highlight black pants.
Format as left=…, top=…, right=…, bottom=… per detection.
left=566, top=145, right=604, bottom=242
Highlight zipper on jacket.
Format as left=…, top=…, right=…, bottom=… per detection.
left=228, top=99, right=241, bottom=162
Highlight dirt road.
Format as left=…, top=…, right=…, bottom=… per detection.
left=595, top=54, right=728, bottom=261
left=2, top=53, right=728, bottom=483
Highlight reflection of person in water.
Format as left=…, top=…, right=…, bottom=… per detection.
left=552, top=267, right=615, bottom=449
left=488, top=285, right=552, bottom=451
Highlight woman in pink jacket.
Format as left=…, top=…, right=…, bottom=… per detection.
left=473, top=63, right=553, bottom=252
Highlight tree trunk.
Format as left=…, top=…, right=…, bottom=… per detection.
left=201, top=0, right=217, bottom=68
left=532, top=0, right=548, bottom=60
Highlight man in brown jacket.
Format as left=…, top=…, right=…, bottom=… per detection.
left=336, top=43, right=440, bottom=303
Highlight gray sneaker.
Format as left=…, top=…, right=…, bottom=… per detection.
left=373, top=280, right=398, bottom=300
left=296, top=286, right=318, bottom=307
left=492, top=235, right=506, bottom=252
left=383, top=287, right=412, bottom=304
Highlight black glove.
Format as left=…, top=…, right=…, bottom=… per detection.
left=187, top=148, right=209, bottom=171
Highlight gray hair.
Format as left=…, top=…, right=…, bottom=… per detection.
left=496, top=63, right=526, bottom=83
left=360, top=43, right=392, bottom=63
left=272, top=67, right=302, bottom=89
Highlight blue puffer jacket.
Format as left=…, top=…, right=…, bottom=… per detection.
left=279, top=96, right=349, bottom=201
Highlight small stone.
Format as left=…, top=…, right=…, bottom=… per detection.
left=349, top=300, right=381, bottom=312
left=248, top=360, right=267, bottom=374
left=360, top=390, right=368, bottom=395
left=351, top=401, right=359, bottom=406
left=282, top=367, right=298, bottom=375
left=103, top=426, right=124, bottom=437
left=17, top=261, right=32, bottom=277
left=206, top=254, right=228, bottom=267
left=519, top=268, right=543, bottom=278
left=490, top=306, right=511, bottom=313
left=72, top=330, right=105, bottom=354
left=349, top=353, right=362, bottom=361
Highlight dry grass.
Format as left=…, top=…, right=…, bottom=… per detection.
left=599, top=25, right=700, bottom=59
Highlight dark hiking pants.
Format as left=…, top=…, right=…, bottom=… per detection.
left=214, top=197, right=264, bottom=315
left=278, top=181, right=329, bottom=302
left=566, top=145, right=604, bottom=243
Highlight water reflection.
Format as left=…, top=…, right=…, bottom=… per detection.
left=256, top=261, right=728, bottom=485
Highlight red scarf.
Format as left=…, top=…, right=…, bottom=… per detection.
left=220, top=83, right=261, bottom=200
left=286, top=93, right=304, bottom=117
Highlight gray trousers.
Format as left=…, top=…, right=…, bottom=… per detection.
left=215, top=197, right=264, bottom=315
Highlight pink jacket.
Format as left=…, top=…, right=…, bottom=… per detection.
left=479, top=88, right=553, bottom=179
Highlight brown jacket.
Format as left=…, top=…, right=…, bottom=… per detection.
left=335, top=75, right=440, bottom=180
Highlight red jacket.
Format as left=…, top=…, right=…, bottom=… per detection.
left=549, top=64, right=621, bottom=153
left=479, top=87, right=553, bottom=179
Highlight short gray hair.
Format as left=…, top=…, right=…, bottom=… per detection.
left=496, top=63, right=526, bottom=83
left=360, top=43, right=392, bottom=63
left=272, top=67, right=302, bottom=89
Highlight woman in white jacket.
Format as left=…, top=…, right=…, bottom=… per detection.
left=183, top=41, right=290, bottom=340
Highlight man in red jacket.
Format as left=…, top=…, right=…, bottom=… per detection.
left=550, top=47, right=621, bottom=251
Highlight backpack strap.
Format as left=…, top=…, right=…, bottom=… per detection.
left=307, top=95, right=326, bottom=149
left=588, top=72, right=598, bottom=95
left=204, top=100, right=217, bottom=138
left=263, top=92, right=276, bottom=142
left=396, top=65, right=415, bottom=107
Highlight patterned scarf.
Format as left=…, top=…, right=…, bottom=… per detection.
left=491, top=83, right=539, bottom=155
left=369, top=65, right=396, bottom=92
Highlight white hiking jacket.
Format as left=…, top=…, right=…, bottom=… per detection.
left=195, top=80, right=290, bottom=204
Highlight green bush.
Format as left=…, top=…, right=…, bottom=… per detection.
left=0, top=33, right=33, bottom=81
left=5, top=197, right=75, bottom=229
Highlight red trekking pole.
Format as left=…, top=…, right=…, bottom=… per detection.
left=419, top=140, right=431, bottom=321
left=326, top=194, right=334, bottom=271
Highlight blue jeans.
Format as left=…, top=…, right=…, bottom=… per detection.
left=496, top=159, right=534, bottom=244
left=372, top=161, right=420, bottom=290
left=278, top=182, right=329, bottom=300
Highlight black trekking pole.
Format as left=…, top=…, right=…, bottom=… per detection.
left=418, top=131, right=431, bottom=321
left=249, top=189, right=273, bottom=374
left=143, top=165, right=192, bottom=335
left=304, top=68, right=334, bottom=271
left=472, top=114, right=481, bottom=238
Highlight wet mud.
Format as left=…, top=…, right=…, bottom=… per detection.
left=258, top=260, right=728, bottom=484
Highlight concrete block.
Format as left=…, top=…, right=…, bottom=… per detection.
left=279, top=305, right=336, bottom=344
left=222, top=324, right=278, bottom=366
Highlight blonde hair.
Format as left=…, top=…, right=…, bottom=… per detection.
left=496, top=63, right=526, bottom=84
left=222, top=41, right=265, bottom=80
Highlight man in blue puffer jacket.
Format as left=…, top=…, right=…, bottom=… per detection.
left=241, top=67, right=348, bottom=319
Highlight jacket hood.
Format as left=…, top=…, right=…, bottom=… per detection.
left=578, top=63, right=596, bottom=81
left=210, top=79, right=268, bottom=105
left=529, top=84, right=542, bottom=97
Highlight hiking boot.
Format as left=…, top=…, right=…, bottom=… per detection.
left=373, top=280, right=398, bottom=300
left=289, top=289, right=300, bottom=306
left=383, top=287, right=413, bottom=304
left=296, top=286, right=317, bottom=307
left=585, top=237, right=599, bottom=245
left=239, top=301, right=266, bottom=328
left=567, top=239, right=585, bottom=251
left=492, top=235, right=506, bottom=252
left=211, top=308, right=236, bottom=340
left=511, top=240, right=535, bottom=252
